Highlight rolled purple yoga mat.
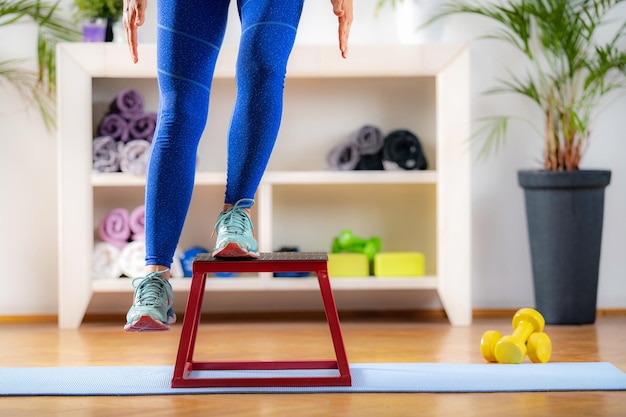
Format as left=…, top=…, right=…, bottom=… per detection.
left=98, top=208, right=131, bottom=250
left=97, top=113, right=130, bottom=142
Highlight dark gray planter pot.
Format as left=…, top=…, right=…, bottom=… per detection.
left=518, top=170, right=611, bottom=325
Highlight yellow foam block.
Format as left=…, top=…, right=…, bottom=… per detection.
left=374, top=252, right=425, bottom=277
left=327, top=253, right=370, bottom=277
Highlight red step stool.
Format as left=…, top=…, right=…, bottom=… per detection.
left=171, top=252, right=352, bottom=388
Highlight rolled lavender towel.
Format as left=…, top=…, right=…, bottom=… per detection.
left=351, top=125, right=384, bottom=155
left=92, top=135, right=120, bottom=173
left=97, top=113, right=130, bottom=143
left=129, top=205, right=145, bottom=241
left=98, top=208, right=131, bottom=250
left=119, top=139, right=151, bottom=175
left=96, top=113, right=130, bottom=142
left=110, top=88, right=144, bottom=116
left=327, top=141, right=360, bottom=171
left=128, top=112, right=157, bottom=141
left=92, top=242, right=122, bottom=279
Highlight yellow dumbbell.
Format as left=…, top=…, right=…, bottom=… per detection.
left=480, top=308, right=552, bottom=364
left=526, top=331, right=552, bottom=364
left=480, top=330, right=502, bottom=363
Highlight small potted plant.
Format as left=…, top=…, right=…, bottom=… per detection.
left=379, top=0, right=626, bottom=324
left=0, top=0, right=80, bottom=129
left=73, top=0, right=122, bottom=42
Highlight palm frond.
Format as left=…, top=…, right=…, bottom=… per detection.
left=473, top=116, right=511, bottom=161
left=472, top=115, right=544, bottom=162
left=486, top=71, right=543, bottom=107
left=0, top=0, right=81, bottom=130
left=0, top=59, right=55, bottom=129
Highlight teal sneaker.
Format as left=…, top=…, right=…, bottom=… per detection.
left=212, top=198, right=259, bottom=258
left=124, top=270, right=176, bottom=332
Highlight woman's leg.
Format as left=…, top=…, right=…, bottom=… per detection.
left=144, top=0, right=231, bottom=269
left=212, top=0, right=305, bottom=257
left=126, top=0, right=231, bottom=331
left=224, top=0, right=305, bottom=202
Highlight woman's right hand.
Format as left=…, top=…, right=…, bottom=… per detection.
left=123, top=0, right=148, bottom=63
left=331, top=0, right=353, bottom=58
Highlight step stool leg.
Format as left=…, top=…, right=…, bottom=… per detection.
left=172, top=271, right=207, bottom=385
left=317, top=266, right=351, bottom=382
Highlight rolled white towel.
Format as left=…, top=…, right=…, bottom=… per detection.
left=118, top=241, right=185, bottom=279
left=170, top=247, right=184, bottom=279
left=119, top=240, right=146, bottom=278
left=93, top=135, right=120, bottom=173
left=119, top=139, right=151, bottom=175
left=92, top=242, right=122, bottom=279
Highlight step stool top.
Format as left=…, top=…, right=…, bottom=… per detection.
left=194, top=252, right=328, bottom=263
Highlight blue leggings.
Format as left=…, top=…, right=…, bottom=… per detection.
left=145, top=0, right=305, bottom=267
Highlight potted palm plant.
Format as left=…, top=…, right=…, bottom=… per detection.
left=0, top=0, right=80, bottom=129
left=378, top=0, right=626, bottom=324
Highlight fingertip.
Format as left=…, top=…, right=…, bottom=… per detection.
left=339, top=45, right=347, bottom=59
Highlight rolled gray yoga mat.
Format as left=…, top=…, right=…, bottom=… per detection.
left=328, top=125, right=385, bottom=170
left=351, top=125, right=384, bottom=155
left=327, top=141, right=360, bottom=170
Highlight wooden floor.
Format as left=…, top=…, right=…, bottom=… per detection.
left=1, top=312, right=625, bottom=416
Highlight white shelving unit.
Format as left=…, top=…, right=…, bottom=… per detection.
left=57, top=43, right=471, bottom=329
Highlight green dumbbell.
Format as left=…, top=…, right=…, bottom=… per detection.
left=331, top=229, right=381, bottom=261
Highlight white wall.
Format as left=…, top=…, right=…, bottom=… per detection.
left=1, top=0, right=624, bottom=316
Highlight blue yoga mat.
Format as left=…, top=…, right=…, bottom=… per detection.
left=1, top=363, right=625, bottom=396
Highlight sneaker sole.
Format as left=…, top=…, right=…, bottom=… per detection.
left=124, top=315, right=170, bottom=332
left=213, top=242, right=259, bottom=258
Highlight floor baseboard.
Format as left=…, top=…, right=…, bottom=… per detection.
left=3, top=309, right=625, bottom=325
